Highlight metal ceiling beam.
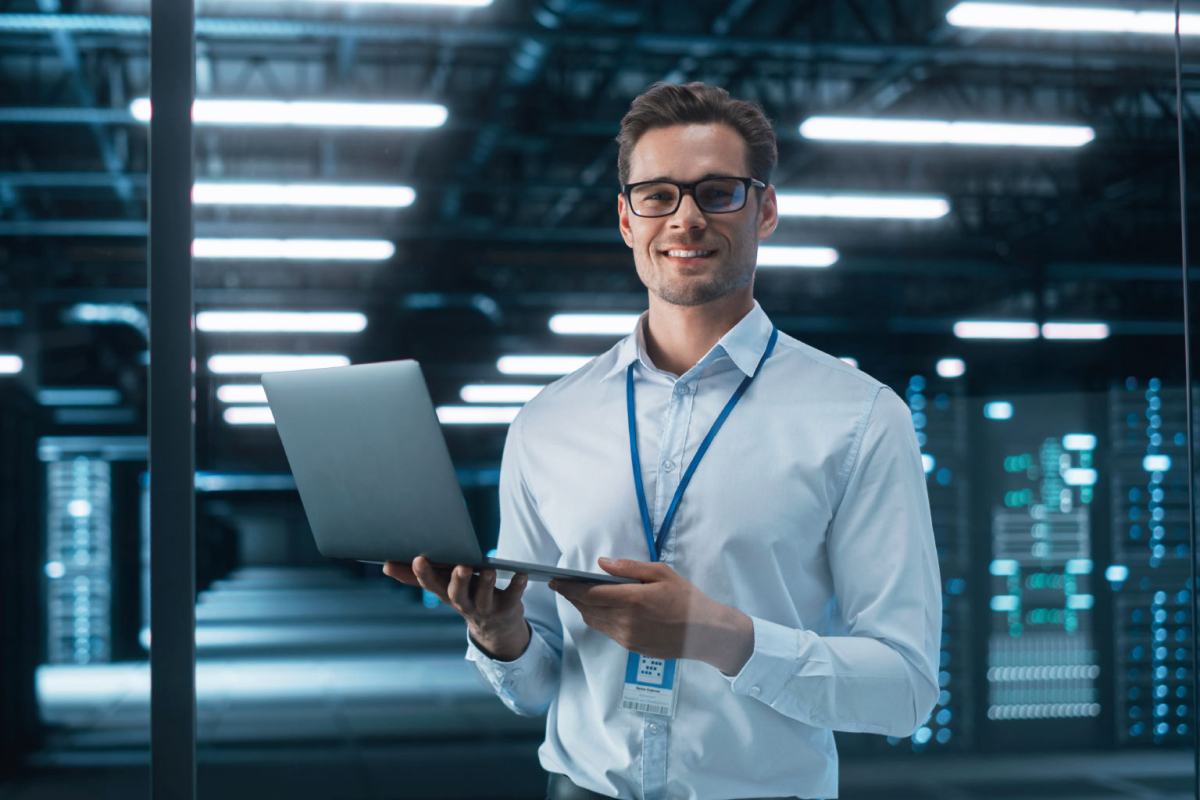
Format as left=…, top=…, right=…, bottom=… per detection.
left=546, top=0, right=762, bottom=227
left=0, top=171, right=148, bottom=187
left=0, top=107, right=136, bottom=124
left=2, top=14, right=1199, bottom=74
left=441, top=0, right=563, bottom=222
left=31, top=1, right=137, bottom=218
left=0, top=219, right=147, bottom=236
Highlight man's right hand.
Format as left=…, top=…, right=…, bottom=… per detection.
left=382, top=556, right=531, bottom=661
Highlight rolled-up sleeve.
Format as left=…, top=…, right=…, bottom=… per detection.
left=724, top=386, right=942, bottom=738
left=464, top=410, right=565, bottom=717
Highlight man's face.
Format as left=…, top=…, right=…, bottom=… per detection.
left=618, top=123, right=778, bottom=308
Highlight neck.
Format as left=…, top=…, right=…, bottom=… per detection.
left=642, top=288, right=755, bottom=377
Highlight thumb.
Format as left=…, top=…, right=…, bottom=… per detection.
left=597, top=557, right=668, bottom=581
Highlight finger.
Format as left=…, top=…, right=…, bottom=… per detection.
left=551, top=581, right=640, bottom=608
left=382, top=561, right=419, bottom=585
left=562, top=598, right=614, bottom=634
left=412, top=558, right=452, bottom=603
left=597, top=557, right=670, bottom=582
left=447, top=565, right=476, bottom=614
left=495, top=573, right=528, bottom=614
left=474, top=569, right=497, bottom=615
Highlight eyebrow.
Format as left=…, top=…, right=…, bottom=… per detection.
left=636, top=172, right=734, bottom=183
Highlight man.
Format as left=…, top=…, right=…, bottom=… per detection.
left=385, top=81, right=942, bottom=800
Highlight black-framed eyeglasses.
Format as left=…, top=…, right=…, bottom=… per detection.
left=622, top=176, right=767, bottom=218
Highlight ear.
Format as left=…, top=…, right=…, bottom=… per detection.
left=757, top=184, right=778, bottom=242
left=618, top=192, right=635, bottom=249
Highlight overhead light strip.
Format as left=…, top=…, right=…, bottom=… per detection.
left=953, top=321, right=1110, bottom=340
left=197, top=311, right=368, bottom=332
left=193, top=182, right=415, bottom=208
left=436, top=405, right=521, bottom=425
left=496, top=356, right=595, bottom=376
left=756, top=246, right=840, bottom=268
left=298, top=0, right=492, bottom=5
left=953, top=321, right=1040, bottom=339
left=207, top=355, right=350, bottom=374
left=775, top=193, right=950, bottom=219
left=37, top=388, right=122, bottom=406
left=549, top=314, right=641, bottom=335
left=192, top=239, right=395, bottom=260
left=800, top=116, right=1094, bottom=147
left=1041, top=322, right=1109, bottom=340
left=946, top=2, right=1200, bottom=34
left=223, top=407, right=275, bottom=425
left=216, top=385, right=268, bottom=404
left=131, top=98, right=447, bottom=128
left=459, top=384, right=545, bottom=403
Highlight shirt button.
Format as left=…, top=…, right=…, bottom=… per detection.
left=750, top=685, right=762, bottom=696
left=674, top=383, right=690, bottom=395
left=649, top=723, right=662, bottom=734
left=663, top=460, right=675, bottom=472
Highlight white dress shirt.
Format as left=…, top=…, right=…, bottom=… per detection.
left=465, top=300, right=942, bottom=800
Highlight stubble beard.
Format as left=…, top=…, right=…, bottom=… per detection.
left=640, top=250, right=754, bottom=308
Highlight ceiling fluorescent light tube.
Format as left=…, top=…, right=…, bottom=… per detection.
left=756, top=246, right=839, bottom=268
left=775, top=194, right=950, bottom=219
left=192, top=239, right=395, bottom=260
left=37, top=388, right=122, bottom=406
left=946, top=2, right=1200, bottom=34
left=131, top=99, right=448, bottom=128
left=936, top=358, right=966, bottom=378
left=436, top=405, right=522, bottom=424
left=0, top=355, right=22, bottom=374
left=1041, top=322, right=1110, bottom=340
left=298, top=0, right=492, bottom=5
left=953, top=320, right=1040, bottom=339
left=800, top=116, right=1094, bottom=147
left=549, top=314, right=641, bottom=335
left=496, top=356, right=594, bottom=376
left=223, top=407, right=276, bottom=425
left=193, top=183, right=416, bottom=208
left=216, top=385, right=269, bottom=404
left=459, top=384, right=545, bottom=403
left=197, top=312, right=368, bottom=333
left=207, top=355, right=350, bottom=374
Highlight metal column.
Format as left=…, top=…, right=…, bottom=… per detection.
left=148, top=0, right=195, bottom=794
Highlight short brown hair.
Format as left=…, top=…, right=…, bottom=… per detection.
left=616, top=81, right=778, bottom=187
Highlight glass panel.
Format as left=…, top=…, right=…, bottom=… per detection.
left=7, top=1, right=1199, bottom=799
left=0, top=3, right=152, bottom=794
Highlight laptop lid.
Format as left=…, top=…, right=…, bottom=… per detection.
left=261, top=359, right=484, bottom=565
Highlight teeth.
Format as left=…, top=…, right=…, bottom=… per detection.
left=666, top=250, right=713, bottom=257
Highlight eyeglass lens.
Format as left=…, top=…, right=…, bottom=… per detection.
left=629, top=179, right=747, bottom=216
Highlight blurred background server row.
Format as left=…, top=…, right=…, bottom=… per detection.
left=3, top=0, right=1200, bottom=797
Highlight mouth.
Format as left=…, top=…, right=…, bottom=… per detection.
left=660, top=248, right=717, bottom=265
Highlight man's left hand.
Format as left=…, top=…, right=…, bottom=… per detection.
left=548, top=558, right=754, bottom=676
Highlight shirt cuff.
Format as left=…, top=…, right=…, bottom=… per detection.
left=464, top=620, right=540, bottom=687
left=723, top=615, right=802, bottom=705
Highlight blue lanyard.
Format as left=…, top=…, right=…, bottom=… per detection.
left=626, top=326, right=778, bottom=562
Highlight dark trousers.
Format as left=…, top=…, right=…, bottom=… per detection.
left=544, top=771, right=810, bottom=800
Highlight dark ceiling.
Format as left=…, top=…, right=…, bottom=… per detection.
left=0, top=0, right=1195, bottom=464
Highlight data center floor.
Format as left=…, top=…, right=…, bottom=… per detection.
left=3, top=567, right=1191, bottom=800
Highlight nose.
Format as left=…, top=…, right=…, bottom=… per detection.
left=669, top=189, right=707, bottom=230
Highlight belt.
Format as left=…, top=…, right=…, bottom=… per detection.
left=545, top=772, right=807, bottom=800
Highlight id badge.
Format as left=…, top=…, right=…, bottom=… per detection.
left=620, top=652, right=678, bottom=718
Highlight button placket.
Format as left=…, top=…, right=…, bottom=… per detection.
left=655, top=378, right=697, bottom=564
left=651, top=379, right=685, bottom=537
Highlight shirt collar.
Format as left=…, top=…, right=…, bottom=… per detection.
left=601, top=300, right=774, bottom=381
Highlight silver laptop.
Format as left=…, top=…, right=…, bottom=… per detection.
left=261, top=359, right=635, bottom=585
